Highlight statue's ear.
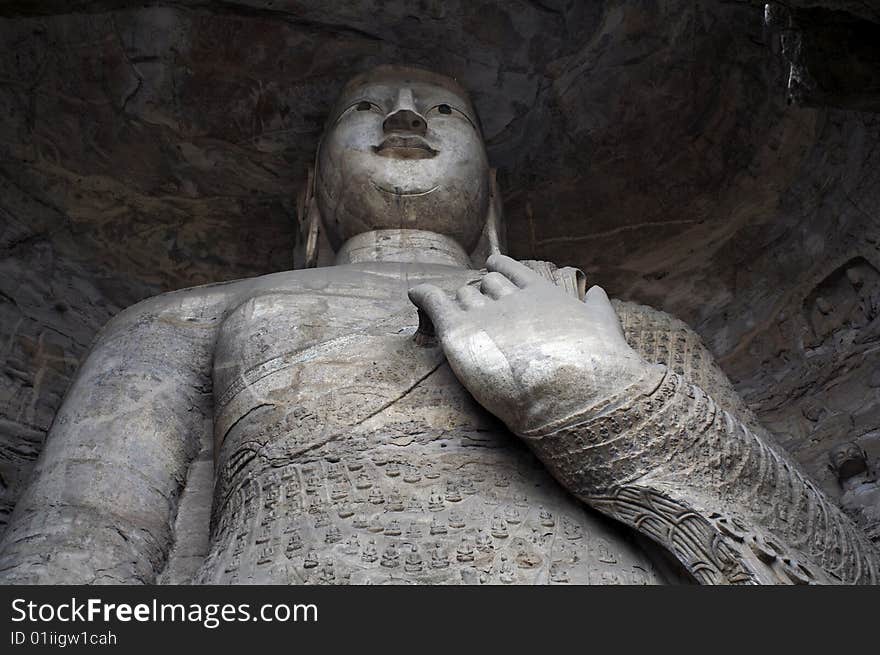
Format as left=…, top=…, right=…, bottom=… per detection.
left=469, top=168, right=506, bottom=267
left=294, top=166, right=335, bottom=269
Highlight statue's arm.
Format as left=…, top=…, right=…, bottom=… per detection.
left=611, top=298, right=764, bottom=433
left=410, top=255, right=880, bottom=585
left=518, top=365, right=879, bottom=584
left=0, top=287, right=231, bottom=584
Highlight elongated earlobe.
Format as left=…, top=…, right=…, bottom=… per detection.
left=469, top=168, right=506, bottom=267
left=294, top=167, right=317, bottom=269
left=294, top=166, right=335, bottom=269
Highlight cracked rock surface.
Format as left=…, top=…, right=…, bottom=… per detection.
left=1, top=1, right=879, bottom=543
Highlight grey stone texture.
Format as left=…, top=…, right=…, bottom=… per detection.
left=0, top=1, right=879, bottom=577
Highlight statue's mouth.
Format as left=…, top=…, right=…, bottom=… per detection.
left=370, top=180, right=440, bottom=196
left=373, top=135, right=437, bottom=159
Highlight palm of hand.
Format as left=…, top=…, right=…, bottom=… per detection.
left=409, top=255, right=649, bottom=434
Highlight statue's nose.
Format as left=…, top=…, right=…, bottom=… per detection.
left=382, top=88, right=427, bottom=136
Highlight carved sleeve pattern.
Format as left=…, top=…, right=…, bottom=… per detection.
left=518, top=262, right=879, bottom=584
left=611, top=298, right=763, bottom=434
left=518, top=365, right=880, bottom=584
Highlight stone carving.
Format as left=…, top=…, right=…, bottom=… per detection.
left=830, top=440, right=880, bottom=544
left=831, top=442, right=869, bottom=482
left=411, top=253, right=879, bottom=584
left=0, top=65, right=877, bottom=585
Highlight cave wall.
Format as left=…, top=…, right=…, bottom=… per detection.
left=1, top=1, right=878, bottom=540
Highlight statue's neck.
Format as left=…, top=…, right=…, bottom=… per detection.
left=334, top=230, right=472, bottom=268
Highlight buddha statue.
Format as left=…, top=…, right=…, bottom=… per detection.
left=0, top=65, right=877, bottom=585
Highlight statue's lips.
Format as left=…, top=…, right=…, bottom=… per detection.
left=373, top=135, right=437, bottom=159
left=370, top=179, right=440, bottom=197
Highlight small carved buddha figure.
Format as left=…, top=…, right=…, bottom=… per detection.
left=368, top=487, right=385, bottom=505
left=312, top=510, right=330, bottom=528
left=498, top=554, right=516, bottom=584
left=405, top=522, right=423, bottom=540
left=0, top=65, right=877, bottom=586
left=490, top=515, right=509, bottom=539
left=428, top=489, right=445, bottom=512
left=361, top=539, right=378, bottom=564
left=459, top=478, right=476, bottom=495
left=403, top=466, right=421, bottom=484
left=831, top=441, right=870, bottom=483
left=380, top=543, right=401, bottom=568
left=475, top=529, right=494, bottom=552
left=285, top=526, right=302, bottom=550
left=319, top=560, right=336, bottom=584
left=387, top=489, right=405, bottom=512
left=430, top=543, right=450, bottom=569
left=325, top=525, right=342, bottom=544
left=367, top=515, right=385, bottom=534
left=404, top=545, right=424, bottom=573
left=331, top=482, right=349, bottom=502
left=343, top=535, right=360, bottom=556
left=505, top=507, right=522, bottom=525
left=429, top=515, right=447, bottom=536
left=303, top=550, right=319, bottom=569
left=257, top=545, right=274, bottom=566
left=227, top=554, right=241, bottom=574
left=456, top=536, right=475, bottom=563
left=549, top=561, right=570, bottom=584
left=305, top=474, right=321, bottom=495
left=286, top=532, right=303, bottom=554
left=255, top=524, right=271, bottom=545
left=831, top=441, right=880, bottom=543
left=327, top=462, right=343, bottom=481
left=447, top=511, right=466, bottom=529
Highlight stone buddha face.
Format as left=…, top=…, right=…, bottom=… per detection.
left=313, top=65, right=492, bottom=254
left=830, top=441, right=869, bottom=482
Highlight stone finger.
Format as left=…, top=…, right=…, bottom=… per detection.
left=584, top=285, right=625, bottom=339
left=480, top=272, right=518, bottom=299
left=486, top=254, right=541, bottom=288
left=408, top=283, right=460, bottom=335
left=456, top=284, right=486, bottom=310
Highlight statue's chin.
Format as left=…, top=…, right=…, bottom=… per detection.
left=318, top=159, right=488, bottom=249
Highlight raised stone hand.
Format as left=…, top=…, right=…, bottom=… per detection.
left=412, top=256, right=880, bottom=585
left=408, top=254, right=656, bottom=435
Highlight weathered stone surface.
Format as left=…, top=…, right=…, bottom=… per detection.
left=0, top=0, right=878, bottom=549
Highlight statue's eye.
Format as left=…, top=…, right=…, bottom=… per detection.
left=356, top=101, right=372, bottom=111
left=438, top=104, right=452, bottom=115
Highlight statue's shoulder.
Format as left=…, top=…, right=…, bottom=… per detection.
left=93, top=275, right=273, bottom=351
left=107, top=277, right=247, bottom=329
left=609, top=297, right=695, bottom=336
left=122, top=266, right=352, bottom=326
left=610, top=300, right=762, bottom=433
